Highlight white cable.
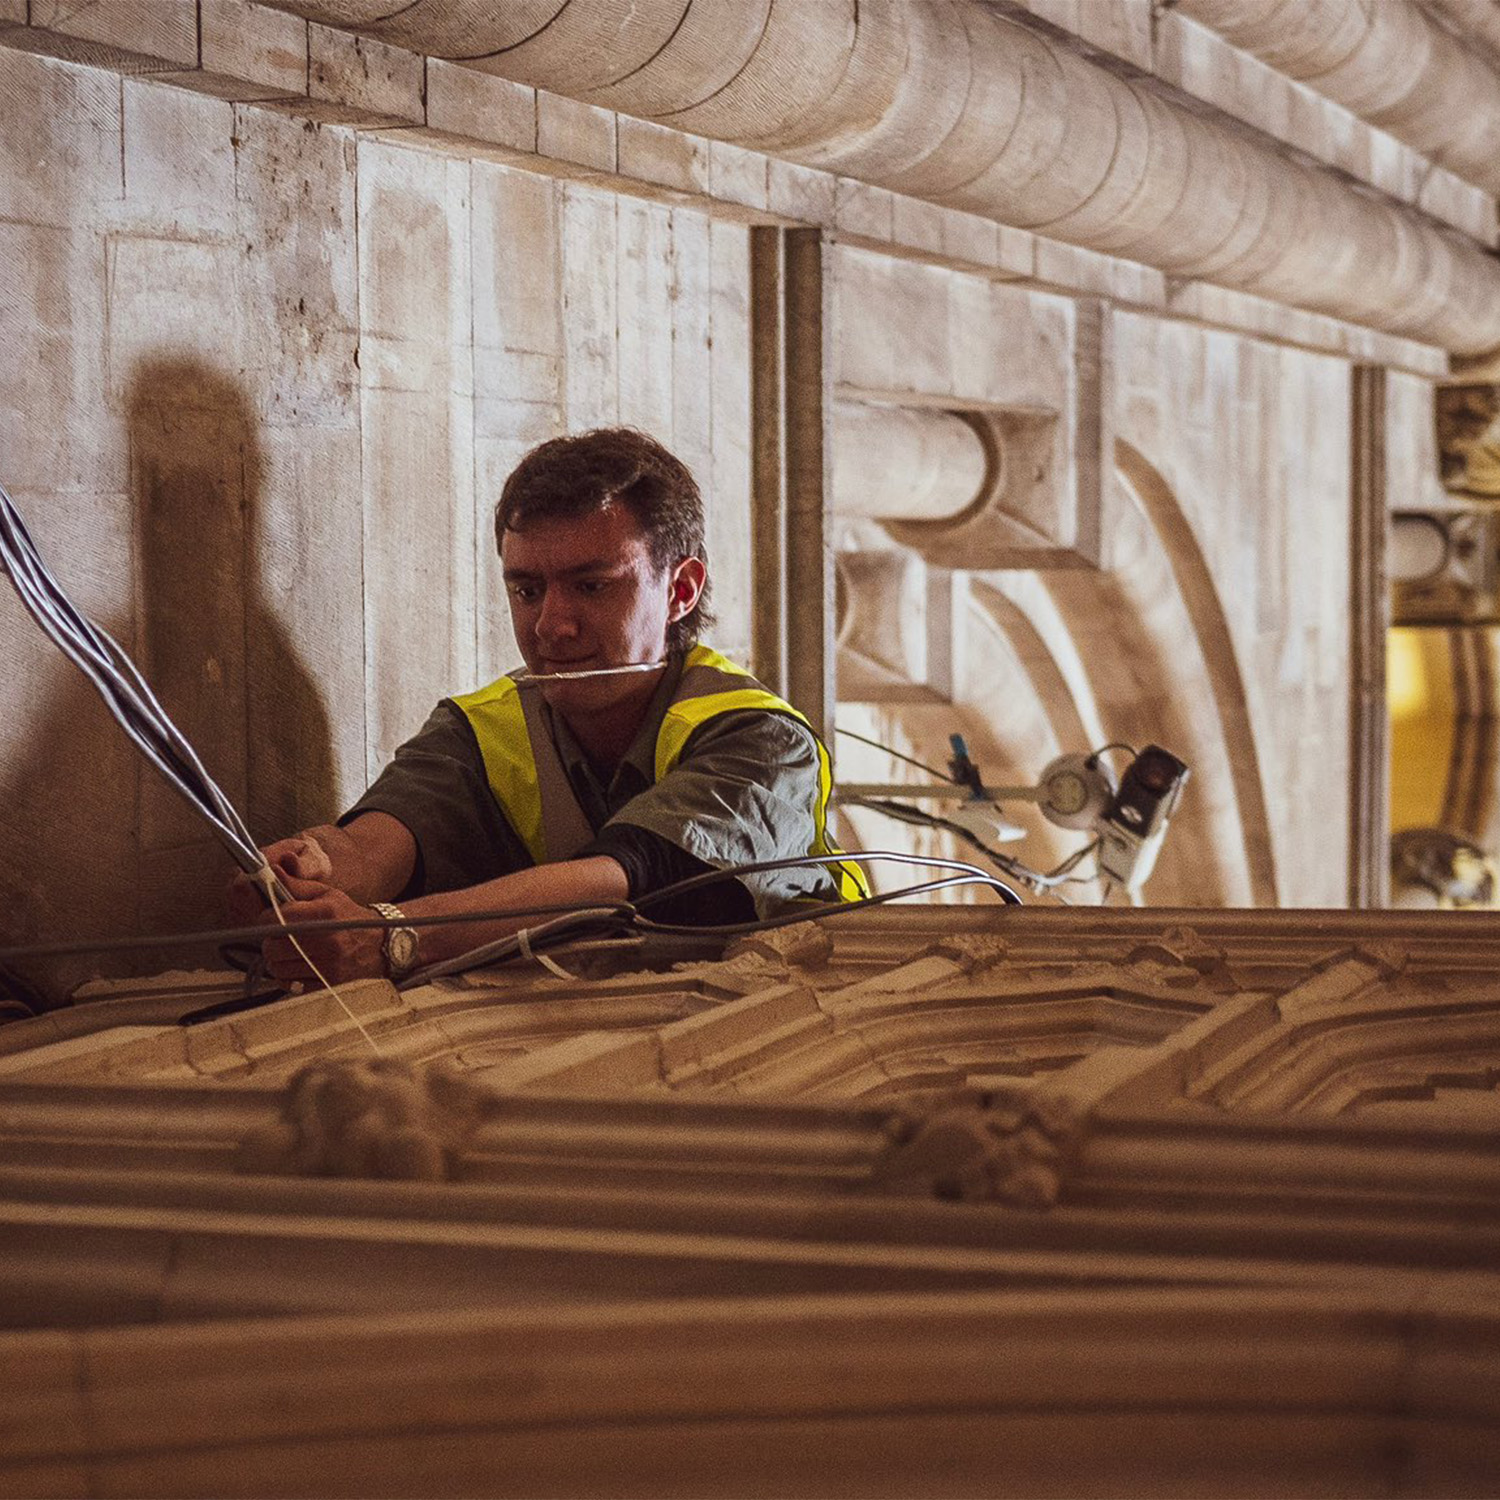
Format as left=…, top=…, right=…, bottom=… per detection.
left=512, top=661, right=668, bottom=684
left=0, top=484, right=266, bottom=875
left=251, top=865, right=382, bottom=1057
left=515, top=924, right=579, bottom=980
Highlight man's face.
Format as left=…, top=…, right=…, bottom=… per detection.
left=500, top=503, right=697, bottom=715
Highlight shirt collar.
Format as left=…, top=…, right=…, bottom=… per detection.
left=546, top=652, right=685, bottom=794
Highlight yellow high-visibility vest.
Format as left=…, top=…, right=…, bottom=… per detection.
left=452, top=644, right=869, bottom=902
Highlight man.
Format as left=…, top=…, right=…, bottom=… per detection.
left=228, top=427, right=864, bottom=984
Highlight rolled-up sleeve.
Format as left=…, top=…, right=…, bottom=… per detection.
left=605, top=709, right=840, bottom=915
left=340, top=703, right=531, bottom=898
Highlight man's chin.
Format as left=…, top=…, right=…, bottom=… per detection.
left=530, top=659, right=663, bottom=714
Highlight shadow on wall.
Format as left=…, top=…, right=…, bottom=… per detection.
left=0, top=360, right=337, bottom=1007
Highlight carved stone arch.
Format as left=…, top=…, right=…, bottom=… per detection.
left=965, top=581, right=1095, bottom=769
left=1112, top=440, right=1280, bottom=907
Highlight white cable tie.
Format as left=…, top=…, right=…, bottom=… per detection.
left=515, top=924, right=577, bottom=981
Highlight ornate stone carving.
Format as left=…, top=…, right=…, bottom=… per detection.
left=871, top=1089, right=1083, bottom=1207
left=235, top=1059, right=501, bottom=1181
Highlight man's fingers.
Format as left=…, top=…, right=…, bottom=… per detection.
left=263, top=937, right=312, bottom=981
left=278, top=836, right=333, bottom=884
left=224, top=873, right=268, bottom=927
left=276, top=873, right=336, bottom=903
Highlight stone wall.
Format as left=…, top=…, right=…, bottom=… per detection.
left=0, top=0, right=1479, bottom=994
left=0, top=44, right=752, bottom=990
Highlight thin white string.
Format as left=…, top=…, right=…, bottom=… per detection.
left=515, top=923, right=578, bottom=981
left=252, top=865, right=383, bottom=1057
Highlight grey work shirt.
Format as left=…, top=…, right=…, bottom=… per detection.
left=342, top=653, right=840, bottom=917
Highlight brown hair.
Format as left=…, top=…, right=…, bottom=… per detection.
left=496, top=427, right=713, bottom=652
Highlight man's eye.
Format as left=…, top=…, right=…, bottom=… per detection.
left=577, top=579, right=610, bottom=594
left=508, top=584, right=540, bottom=602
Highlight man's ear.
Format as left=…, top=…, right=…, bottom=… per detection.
left=667, top=555, right=707, bottom=620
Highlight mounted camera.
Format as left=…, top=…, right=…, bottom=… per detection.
left=1097, top=744, right=1190, bottom=890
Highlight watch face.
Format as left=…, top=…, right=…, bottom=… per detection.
left=387, top=927, right=419, bottom=974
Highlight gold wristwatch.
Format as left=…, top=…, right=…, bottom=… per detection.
left=370, top=902, right=419, bottom=981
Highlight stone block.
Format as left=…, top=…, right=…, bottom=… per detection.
left=559, top=184, right=620, bottom=429
left=126, top=395, right=250, bottom=856
left=938, top=208, right=999, bottom=270
left=249, top=424, right=369, bottom=833
left=671, top=206, right=715, bottom=494
left=616, top=116, right=711, bottom=196
left=471, top=162, right=559, bottom=359
left=201, top=0, right=309, bottom=96
left=706, top=219, right=753, bottom=663
left=1075, top=0, right=1153, bottom=70
left=1034, top=237, right=1126, bottom=299
left=358, top=140, right=478, bottom=771
left=426, top=59, right=535, bottom=152
left=616, top=196, right=676, bottom=440
left=120, top=78, right=237, bottom=239
left=308, top=21, right=423, bottom=123
left=105, top=236, right=244, bottom=411
left=360, top=385, right=477, bottom=776
left=233, top=105, right=360, bottom=428
left=891, top=196, right=945, bottom=257
left=536, top=90, right=616, bottom=173
left=0, top=219, right=120, bottom=493
left=1418, top=172, right=1499, bottom=248
left=708, top=141, right=768, bottom=212
left=766, top=160, right=836, bottom=226
left=30, top=0, right=197, bottom=66
left=358, top=138, right=472, bottom=390
left=0, top=46, right=122, bottom=232
left=834, top=179, right=894, bottom=242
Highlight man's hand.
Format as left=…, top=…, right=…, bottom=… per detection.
left=259, top=872, right=387, bottom=984
left=225, top=835, right=336, bottom=926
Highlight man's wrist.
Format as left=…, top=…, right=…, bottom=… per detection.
left=370, top=902, right=420, bottom=980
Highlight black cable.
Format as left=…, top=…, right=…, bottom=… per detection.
left=408, top=871, right=1021, bottom=986
left=631, top=849, right=1020, bottom=911
left=847, top=795, right=1088, bottom=897
left=0, top=899, right=642, bottom=964
left=833, top=726, right=953, bottom=782
left=635, top=872, right=1018, bottom=936
left=0, top=848, right=1017, bottom=969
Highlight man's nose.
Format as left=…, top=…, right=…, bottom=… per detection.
left=535, top=586, right=579, bottom=640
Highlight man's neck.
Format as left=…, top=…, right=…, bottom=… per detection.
left=553, top=668, right=668, bottom=772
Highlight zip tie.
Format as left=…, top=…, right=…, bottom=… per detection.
left=515, top=924, right=578, bottom=981
left=252, top=864, right=383, bottom=1056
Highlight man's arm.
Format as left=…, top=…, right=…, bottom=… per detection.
left=224, top=811, right=417, bottom=925
left=260, top=854, right=629, bottom=983
left=599, top=709, right=840, bottom=916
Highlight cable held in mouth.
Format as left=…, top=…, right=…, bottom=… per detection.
left=512, top=660, right=670, bottom=684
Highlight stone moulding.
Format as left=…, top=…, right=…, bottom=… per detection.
left=4, top=908, right=1500, bottom=1491
left=261, top=0, right=1500, bottom=355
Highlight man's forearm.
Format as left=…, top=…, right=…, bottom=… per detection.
left=399, top=855, right=630, bottom=969
left=294, top=813, right=416, bottom=905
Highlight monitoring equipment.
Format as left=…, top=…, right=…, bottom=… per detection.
left=1095, top=744, right=1190, bottom=890
left=834, top=734, right=1190, bottom=900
